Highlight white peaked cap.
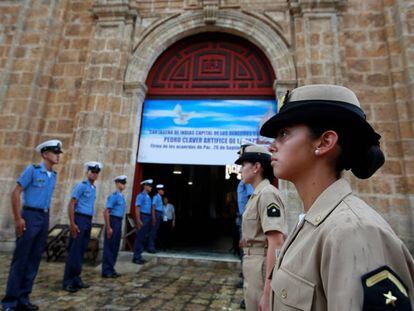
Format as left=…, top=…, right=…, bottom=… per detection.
left=35, top=139, right=63, bottom=154
left=113, top=175, right=127, bottom=182
left=156, top=184, right=164, bottom=189
left=140, top=179, right=153, bottom=185
left=84, top=161, right=103, bottom=171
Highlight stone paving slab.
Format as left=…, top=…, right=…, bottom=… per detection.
left=0, top=254, right=243, bottom=311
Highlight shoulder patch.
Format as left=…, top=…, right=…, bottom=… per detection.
left=32, top=164, right=41, bottom=169
left=267, top=203, right=280, bottom=217
left=82, top=181, right=88, bottom=184
left=362, top=265, right=411, bottom=310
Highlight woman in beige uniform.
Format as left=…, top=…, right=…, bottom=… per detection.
left=235, top=143, right=287, bottom=311
left=260, top=84, right=414, bottom=310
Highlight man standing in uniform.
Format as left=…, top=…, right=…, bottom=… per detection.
left=101, top=175, right=127, bottom=278
left=132, top=179, right=153, bottom=264
left=62, top=161, right=102, bottom=293
left=148, top=184, right=164, bottom=253
left=1, top=140, right=63, bottom=311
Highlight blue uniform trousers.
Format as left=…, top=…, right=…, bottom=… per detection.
left=1, top=209, right=49, bottom=309
left=63, top=214, right=91, bottom=287
left=148, top=211, right=163, bottom=251
left=133, top=214, right=151, bottom=261
left=101, top=216, right=122, bottom=276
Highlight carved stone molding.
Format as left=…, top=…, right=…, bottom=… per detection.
left=273, top=79, right=297, bottom=98
left=124, top=81, right=148, bottom=98
left=92, top=0, right=138, bottom=23
left=204, top=3, right=218, bottom=24
left=289, top=0, right=347, bottom=15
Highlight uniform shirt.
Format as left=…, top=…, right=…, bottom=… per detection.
left=105, top=191, right=126, bottom=218
left=163, top=203, right=175, bottom=221
left=135, top=191, right=152, bottom=215
left=242, top=179, right=287, bottom=246
left=17, top=162, right=57, bottom=210
left=71, top=179, right=96, bottom=216
left=237, top=180, right=254, bottom=216
left=271, top=178, right=414, bottom=310
left=152, top=193, right=164, bottom=212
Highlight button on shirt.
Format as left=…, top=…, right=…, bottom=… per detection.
left=152, top=194, right=163, bottom=212
left=237, top=180, right=254, bottom=216
left=136, top=191, right=151, bottom=215
left=72, top=180, right=96, bottom=216
left=17, top=163, right=57, bottom=210
left=105, top=191, right=126, bottom=218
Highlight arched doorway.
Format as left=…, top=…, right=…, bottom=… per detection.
left=131, top=33, right=276, bottom=254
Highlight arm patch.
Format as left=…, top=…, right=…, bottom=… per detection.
left=362, top=265, right=411, bottom=310
left=267, top=203, right=280, bottom=217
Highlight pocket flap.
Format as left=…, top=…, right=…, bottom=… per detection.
left=271, top=267, right=315, bottom=311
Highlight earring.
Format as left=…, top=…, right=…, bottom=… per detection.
left=315, top=149, right=320, bottom=155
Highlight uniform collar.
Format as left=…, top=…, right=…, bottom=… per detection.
left=84, top=179, right=95, bottom=187
left=305, top=178, right=352, bottom=226
left=39, top=162, right=56, bottom=174
left=252, top=179, right=270, bottom=196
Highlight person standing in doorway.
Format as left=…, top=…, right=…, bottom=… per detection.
left=235, top=143, right=287, bottom=311
left=1, top=140, right=63, bottom=311
left=132, top=179, right=153, bottom=264
left=161, top=196, right=176, bottom=249
left=62, top=161, right=102, bottom=293
left=261, top=84, right=414, bottom=310
left=148, top=184, right=164, bottom=253
left=101, top=175, right=127, bottom=278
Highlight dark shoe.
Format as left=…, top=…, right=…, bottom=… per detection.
left=147, top=249, right=156, bottom=254
left=62, top=285, right=78, bottom=293
left=75, top=282, right=90, bottom=289
left=114, top=272, right=122, bottom=278
left=132, top=258, right=147, bottom=265
left=16, top=302, right=39, bottom=311
left=239, top=299, right=246, bottom=309
left=236, top=280, right=243, bottom=289
left=132, top=258, right=146, bottom=264
left=102, top=273, right=117, bottom=278
left=4, top=308, right=16, bottom=311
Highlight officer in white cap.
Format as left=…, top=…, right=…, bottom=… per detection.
left=62, top=161, right=103, bottom=292
left=2, top=139, right=63, bottom=311
left=132, top=179, right=153, bottom=264
left=148, top=184, right=165, bottom=253
left=101, top=175, right=127, bottom=278
left=261, top=84, right=414, bottom=310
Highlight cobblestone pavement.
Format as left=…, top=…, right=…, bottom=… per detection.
left=0, top=254, right=243, bottom=311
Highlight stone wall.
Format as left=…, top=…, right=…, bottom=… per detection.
left=0, top=0, right=413, bottom=251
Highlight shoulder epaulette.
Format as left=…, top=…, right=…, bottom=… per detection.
left=112, top=191, right=117, bottom=196
left=32, top=164, right=41, bottom=169
left=82, top=181, right=88, bottom=184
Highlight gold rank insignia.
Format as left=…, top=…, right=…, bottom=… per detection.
left=277, top=90, right=290, bottom=113
left=361, top=266, right=411, bottom=310
left=267, top=203, right=280, bottom=217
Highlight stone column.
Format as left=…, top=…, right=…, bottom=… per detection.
left=290, top=0, right=345, bottom=85
left=61, top=0, right=138, bottom=223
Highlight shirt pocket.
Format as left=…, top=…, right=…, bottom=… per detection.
left=83, top=190, right=91, bottom=198
left=271, top=267, right=315, bottom=311
left=244, top=205, right=258, bottom=220
left=33, top=176, right=47, bottom=188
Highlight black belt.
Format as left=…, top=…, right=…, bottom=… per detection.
left=110, top=215, right=123, bottom=220
left=75, top=212, right=92, bottom=219
left=141, top=212, right=151, bottom=216
left=156, top=210, right=163, bottom=214
left=23, top=206, right=48, bottom=213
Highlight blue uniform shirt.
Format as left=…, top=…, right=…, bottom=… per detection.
left=72, top=179, right=96, bottom=216
left=105, top=191, right=126, bottom=218
left=17, top=163, right=57, bottom=210
left=152, top=194, right=163, bottom=212
left=135, top=191, right=151, bottom=215
left=237, top=180, right=254, bottom=216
